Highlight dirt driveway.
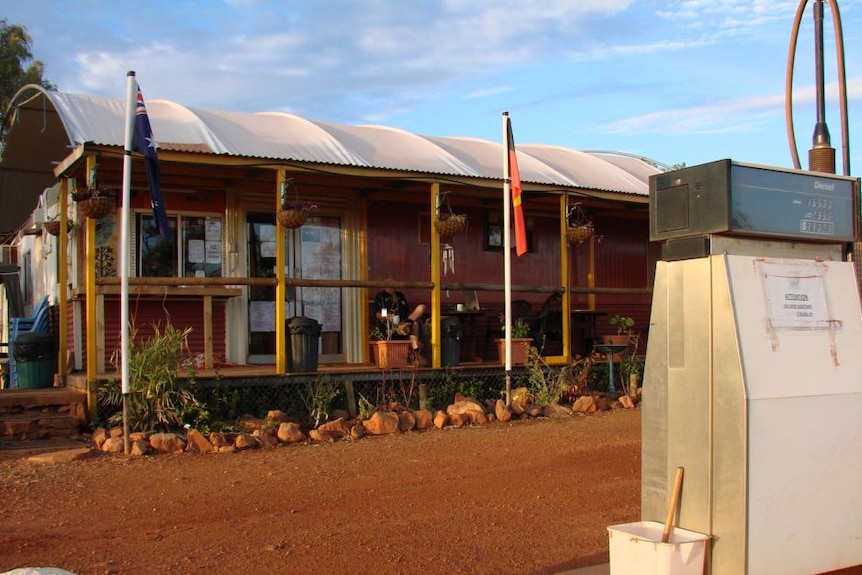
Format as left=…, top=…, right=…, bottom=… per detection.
left=0, top=409, right=640, bottom=575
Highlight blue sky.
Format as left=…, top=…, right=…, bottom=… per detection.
left=4, top=0, right=861, bottom=172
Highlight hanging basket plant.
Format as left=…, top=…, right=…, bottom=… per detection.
left=73, top=187, right=116, bottom=220
left=277, top=179, right=317, bottom=228
left=435, top=192, right=468, bottom=242
left=43, top=219, right=77, bottom=237
left=566, top=202, right=600, bottom=245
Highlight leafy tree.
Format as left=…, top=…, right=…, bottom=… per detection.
left=0, top=19, right=56, bottom=148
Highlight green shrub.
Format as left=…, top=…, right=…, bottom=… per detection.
left=99, top=322, right=208, bottom=432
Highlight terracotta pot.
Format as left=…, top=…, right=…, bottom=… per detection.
left=370, top=340, right=411, bottom=369
left=495, top=337, right=532, bottom=365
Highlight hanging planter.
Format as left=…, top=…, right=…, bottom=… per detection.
left=566, top=202, right=600, bottom=245
left=435, top=192, right=468, bottom=242
left=277, top=179, right=317, bottom=228
left=43, top=220, right=77, bottom=237
left=73, top=187, right=116, bottom=220
left=436, top=213, right=468, bottom=241
left=566, top=222, right=595, bottom=245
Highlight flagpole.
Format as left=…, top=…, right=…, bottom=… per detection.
left=502, top=112, right=512, bottom=406
left=121, top=71, right=136, bottom=455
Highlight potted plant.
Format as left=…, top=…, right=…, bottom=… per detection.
left=277, top=199, right=317, bottom=229
left=369, top=322, right=412, bottom=369
left=495, top=318, right=534, bottom=365
left=277, top=179, right=317, bottom=228
left=604, top=315, right=635, bottom=345
left=73, top=185, right=116, bottom=220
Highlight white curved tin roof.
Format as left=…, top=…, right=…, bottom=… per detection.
left=17, top=89, right=662, bottom=195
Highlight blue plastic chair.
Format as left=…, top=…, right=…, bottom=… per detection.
left=7, top=296, right=51, bottom=387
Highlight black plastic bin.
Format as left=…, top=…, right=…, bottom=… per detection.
left=287, top=316, right=322, bottom=372
left=440, top=316, right=462, bottom=367
left=13, top=332, right=58, bottom=389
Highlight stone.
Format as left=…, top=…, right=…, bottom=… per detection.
left=317, top=418, right=347, bottom=439
left=277, top=422, right=307, bottom=444
left=362, top=411, right=399, bottom=435
left=543, top=403, right=573, bottom=418
left=349, top=422, right=366, bottom=440
left=398, top=411, right=416, bottom=432
left=309, top=429, right=336, bottom=442
left=91, top=427, right=108, bottom=449
left=447, top=396, right=485, bottom=416
left=234, top=433, right=260, bottom=449
left=257, top=433, right=280, bottom=448
left=27, top=447, right=95, bottom=464
left=129, top=431, right=151, bottom=442
left=594, top=396, right=611, bottom=411
left=494, top=399, right=512, bottom=422
left=509, top=400, right=525, bottom=415
left=109, top=426, right=124, bottom=439
left=238, top=414, right=266, bottom=432
left=448, top=413, right=467, bottom=428
left=618, top=395, right=635, bottom=409
left=266, top=410, right=292, bottom=423
left=130, top=438, right=151, bottom=456
left=572, top=396, right=597, bottom=414
left=511, top=387, right=531, bottom=405
left=465, top=410, right=488, bottom=425
left=433, top=410, right=449, bottom=429
left=209, top=432, right=232, bottom=449
left=101, top=436, right=124, bottom=453
left=150, top=433, right=186, bottom=454
left=413, top=409, right=433, bottom=430
left=185, top=429, right=214, bottom=453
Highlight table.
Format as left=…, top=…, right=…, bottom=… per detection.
left=593, top=343, right=629, bottom=394
left=441, top=309, right=486, bottom=362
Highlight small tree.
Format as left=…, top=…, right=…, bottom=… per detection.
left=0, top=19, right=56, bottom=150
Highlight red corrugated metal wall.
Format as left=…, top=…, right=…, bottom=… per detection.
left=83, top=299, right=228, bottom=368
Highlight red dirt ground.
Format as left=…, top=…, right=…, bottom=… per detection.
left=0, top=409, right=640, bottom=575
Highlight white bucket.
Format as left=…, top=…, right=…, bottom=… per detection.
left=607, top=521, right=709, bottom=575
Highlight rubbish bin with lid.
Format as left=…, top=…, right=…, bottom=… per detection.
left=12, top=331, right=58, bottom=389
left=287, top=316, right=322, bottom=372
left=441, top=316, right=462, bottom=367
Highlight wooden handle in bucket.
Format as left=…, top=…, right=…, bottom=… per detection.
left=662, top=466, right=684, bottom=543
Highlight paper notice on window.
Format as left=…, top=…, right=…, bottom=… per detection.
left=205, top=219, right=221, bottom=241
left=205, top=241, right=221, bottom=264
left=187, top=239, right=205, bottom=264
left=761, top=262, right=831, bottom=329
left=249, top=301, right=276, bottom=332
left=260, top=241, right=276, bottom=258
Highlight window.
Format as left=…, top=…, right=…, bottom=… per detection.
left=136, top=213, right=222, bottom=278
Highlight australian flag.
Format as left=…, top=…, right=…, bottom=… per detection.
left=133, top=84, right=171, bottom=240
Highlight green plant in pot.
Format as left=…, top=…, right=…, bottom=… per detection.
left=496, top=318, right=533, bottom=365
left=605, top=314, right=635, bottom=345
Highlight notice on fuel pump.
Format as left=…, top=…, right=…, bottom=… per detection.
left=759, top=261, right=831, bottom=330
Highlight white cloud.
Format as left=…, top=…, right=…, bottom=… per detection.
left=600, top=78, right=859, bottom=136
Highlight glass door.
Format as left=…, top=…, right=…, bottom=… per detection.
left=297, top=216, right=343, bottom=363
left=246, top=213, right=343, bottom=364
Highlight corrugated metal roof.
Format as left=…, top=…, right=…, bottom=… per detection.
left=10, top=87, right=662, bottom=195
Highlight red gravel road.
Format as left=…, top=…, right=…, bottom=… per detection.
left=0, top=409, right=640, bottom=575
